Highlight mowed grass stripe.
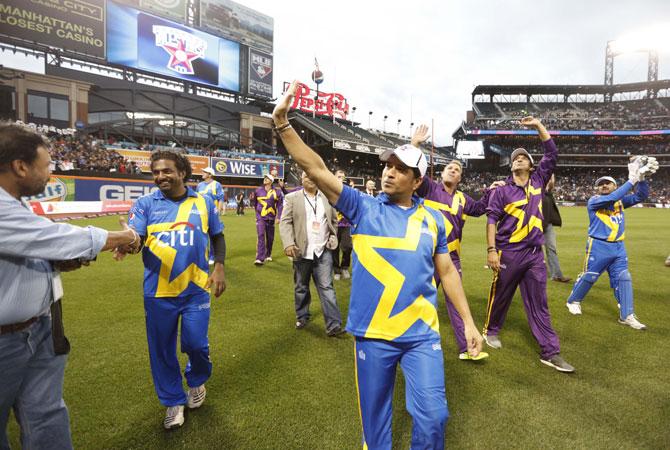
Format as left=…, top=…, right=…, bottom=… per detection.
left=8, top=207, right=670, bottom=449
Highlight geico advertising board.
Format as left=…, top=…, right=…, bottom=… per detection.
left=211, top=158, right=283, bottom=178
left=75, top=178, right=158, bottom=201
left=106, top=1, right=239, bottom=91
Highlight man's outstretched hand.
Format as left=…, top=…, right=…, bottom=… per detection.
left=411, top=124, right=430, bottom=147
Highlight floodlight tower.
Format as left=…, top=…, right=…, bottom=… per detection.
left=604, top=40, right=659, bottom=100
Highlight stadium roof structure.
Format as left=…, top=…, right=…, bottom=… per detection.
left=472, top=80, right=670, bottom=97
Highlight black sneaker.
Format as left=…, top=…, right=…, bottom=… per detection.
left=327, top=326, right=346, bottom=337
left=540, top=354, right=575, bottom=373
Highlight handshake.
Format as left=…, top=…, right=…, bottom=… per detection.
left=113, top=217, right=142, bottom=261
left=628, top=155, right=659, bottom=184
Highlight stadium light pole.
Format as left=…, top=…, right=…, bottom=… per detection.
left=351, top=106, right=356, bottom=126
left=397, top=119, right=401, bottom=135
left=333, top=101, right=338, bottom=124
left=368, top=111, right=373, bottom=129
left=383, top=115, right=388, bottom=132
left=410, top=122, right=414, bottom=136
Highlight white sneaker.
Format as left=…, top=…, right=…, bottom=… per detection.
left=208, top=259, right=215, bottom=266
left=164, top=405, right=184, bottom=429
left=618, top=314, right=647, bottom=330
left=254, top=259, right=264, bottom=266
left=187, top=384, right=206, bottom=409
left=342, top=269, right=351, bottom=279
left=483, top=333, right=502, bottom=349
left=334, top=273, right=341, bottom=280
left=566, top=302, right=582, bottom=315
left=265, top=257, right=273, bottom=262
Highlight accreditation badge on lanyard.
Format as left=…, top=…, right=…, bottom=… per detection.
left=305, top=192, right=321, bottom=234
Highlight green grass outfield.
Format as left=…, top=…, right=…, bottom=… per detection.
left=8, top=207, right=670, bottom=449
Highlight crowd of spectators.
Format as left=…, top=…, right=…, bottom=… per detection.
left=471, top=98, right=670, bottom=131
left=48, top=134, right=142, bottom=174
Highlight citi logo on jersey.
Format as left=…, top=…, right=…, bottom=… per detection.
left=155, top=222, right=197, bottom=247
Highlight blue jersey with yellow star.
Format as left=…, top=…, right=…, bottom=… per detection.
left=335, top=185, right=449, bottom=342
left=197, top=180, right=225, bottom=210
left=586, top=180, right=648, bottom=242
left=128, top=187, right=224, bottom=299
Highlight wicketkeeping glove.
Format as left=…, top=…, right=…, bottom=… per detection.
left=639, top=156, right=659, bottom=179
left=628, top=156, right=642, bottom=184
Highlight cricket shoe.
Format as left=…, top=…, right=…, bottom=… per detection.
left=483, top=333, right=502, bottom=349
left=265, top=257, right=273, bottom=262
left=540, top=354, right=575, bottom=373
left=342, top=269, right=351, bottom=279
left=618, top=314, right=647, bottom=330
left=334, top=273, right=341, bottom=280
left=254, top=259, right=264, bottom=266
left=164, top=405, right=185, bottom=429
left=566, top=302, right=582, bottom=315
left=458, top=351, right=490, bottom=361
left=187, top=385, right=206, bottom=409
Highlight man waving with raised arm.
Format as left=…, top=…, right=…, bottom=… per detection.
left=484, top=117, right=575, bottom=373
left=273, top=81, right=482, bottom=450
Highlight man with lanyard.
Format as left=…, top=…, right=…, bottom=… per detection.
left=197, top=167, right=225, bottom=214
left=252, top=174, right=283, bottom=265
left=279, top=171, right=344, bottom=335
left=333, top=170, right=353, bottom=280
left=565, top=156, right=658, bottom=328
left=484, top=117, right=575, bottom=373
left=117, top=150, right=226, bottom=429
left=273, top=81, right=483, bottom=450
left=411, top=124, right=499, bottom=361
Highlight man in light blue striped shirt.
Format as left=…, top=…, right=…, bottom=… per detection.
left=0, top=124, right=137, bottom=450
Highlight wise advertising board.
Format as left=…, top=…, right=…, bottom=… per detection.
left=199, top=0, right=273, bottom=54
left=0, top=0, right=105, bottom=57
left=248, top=48, right=272, bottom=97
left=211, top=157, right=283, bottom=178
left=106, top=1, right=239, bottom=91
left=75, top=177, right=158, bottom=201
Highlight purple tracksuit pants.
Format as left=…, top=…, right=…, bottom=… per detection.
left=483, top=247, right=560, bottom=359
left=256, top=218, right=275, bottom=261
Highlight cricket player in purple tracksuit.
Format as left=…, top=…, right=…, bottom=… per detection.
left=484, top=117, right=575, bottom=373
left=252, top=174, right=283, bottom=265
left=273, top=81, right=484, bottom=450
left=565, top=155, right=658, bottom=328
left=412, top=126, right=500, bottom=360
left=333, top=169, right=353, bottom=280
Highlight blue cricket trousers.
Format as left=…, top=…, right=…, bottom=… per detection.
left=144, top=292, right=212, bottom=406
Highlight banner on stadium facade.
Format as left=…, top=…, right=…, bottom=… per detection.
left=199, top=0, right=273, bottom=54
left=74, top=177, right=159, bottom=201
left=467, top=129, right=670, bottom=136
left=0, top=0, right=106, bottom=58
left=333, top=139, right=387, bottom=154
left=211, top=157, right=284, bottom=178
left=22, top=177, right=74, bottom=202
left=30, top=200, right=132, bottom=219
left=248, top=48, right=272, bottom=97
left=283, top=81, right=349, bottom=119
left=114, top=149, right=209, bottom=174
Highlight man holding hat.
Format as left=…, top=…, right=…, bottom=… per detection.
left=272, top=80, right=483, bottom=450
left=252, top=173, right=283, bottom=265
left=484, top=117, right=575, bottom=373
left=565, top=156, right=658, bottom=329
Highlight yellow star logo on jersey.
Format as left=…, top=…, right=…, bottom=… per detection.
left=257, top=189, right=278, bottom=217
left=352, top=206, right=440, bottom=340
left=424, top=191, right=466, bottom=254
left=145, top=195, right=210, bottom=297
left=503, top=185, right=543, bottom=243
left=595, top=200, right=625, bottom=241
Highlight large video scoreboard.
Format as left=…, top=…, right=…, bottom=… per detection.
left=0, top=0, right=273, bottom=97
